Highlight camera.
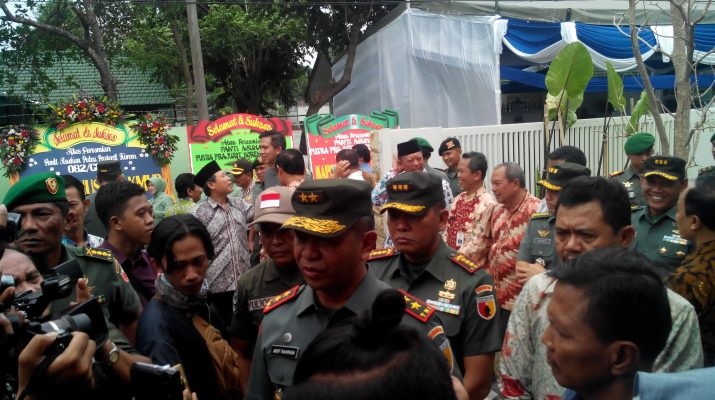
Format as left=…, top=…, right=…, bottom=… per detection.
left=131, top=362, right=186, bottom=400
left=9, top=258, right=83, bottom=319
left=4, top=212, right=21, bottom=243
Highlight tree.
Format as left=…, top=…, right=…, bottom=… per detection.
left=1, top=0, right=143, bottom=101
left=299, top=1, right=397, bottom=115
left=626, top=0, right=714, bottom=158
left=199, top=4, right=307, bottom=115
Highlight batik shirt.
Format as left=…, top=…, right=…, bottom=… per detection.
left=192, top=197, right=253, bottom=293
left=443, top=187, right=496, bottom=267
left=486, top=193, right=540, bottom=310
left=499, top=272, right=704, bottom=400
left=667, top=240, right=715, bottom=361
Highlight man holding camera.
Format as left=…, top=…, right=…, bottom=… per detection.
left=2, top=173, right=149, bottom=399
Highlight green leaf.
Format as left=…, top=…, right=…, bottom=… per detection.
left=627, top=91, right=650, bottom=135
left=546, top=90, right=583, bottom=127
left=606, top=62, right=626, bottom=114
left=545, top=42, right=594, bottom=97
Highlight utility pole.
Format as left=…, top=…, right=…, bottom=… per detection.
left=187, top=0, right=209, bottom=121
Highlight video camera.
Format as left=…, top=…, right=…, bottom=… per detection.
left=1, top=257, right=108, bottom=352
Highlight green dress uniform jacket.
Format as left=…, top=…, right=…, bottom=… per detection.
left=368, top=240, right=502, bottom=370
left=444, top=167, right=462, bottom=196
left=230, top=258, right=304, bottom=345
left=49, top=245, right=143, bottom=352
left=84, top=191, right=108, bottom=238
left=245, top=272, right=457, bottom=400
left=610, top=165, right=645, bottom=206
left=632, top=206, right=692, bottom=278
left=517, top=213, right=558, bottom=269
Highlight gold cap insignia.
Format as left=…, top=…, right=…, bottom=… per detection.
left=45, top=177, right=58, bottom=194
left=389, top=183, right=413, bottom=192
left=297, top=191, right=325, bottom=204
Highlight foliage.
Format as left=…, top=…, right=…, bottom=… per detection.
left=200, top=4, right=308, bottom=114
left=0, top=124, right=40, bottom=177
left=47, top=95, right=123, bottom=130
left=135, top=113, right=179, bottom=167
left=544, top=43, right=593, bottom=128
left=605, top=62, right=627, bottom=114
left=627, top=91, right=651, bottom=135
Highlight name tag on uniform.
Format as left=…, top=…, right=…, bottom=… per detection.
left=663, top=235, right=688, bottom=246
left=456, top=233, right=465, bottom=248
left=533, top=238, right=551, bottom=245
left=270, top=345, right=299, bottom=359
left=248, top=296, right=273, bottom=312
left=427, top=299, right=461, bottom=316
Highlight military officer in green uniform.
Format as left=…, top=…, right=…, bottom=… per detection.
left=439, top=137, right=463, bottom=196
left=246, top=179, right=457, bottom=400
left=610, top=132, right=656, bottom=206
left=368, top=171, right=499, bottom=400
left=632, top=156, right=691, bottom=278
left=516, top=162, right=591, bottom=283
left=3, top=172, right=148, bottom=398
left=230, top=186, right=304, bottom=390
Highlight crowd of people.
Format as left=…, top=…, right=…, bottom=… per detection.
left=0, top=128, right=714, bottom=400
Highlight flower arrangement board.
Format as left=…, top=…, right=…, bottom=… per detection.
left=303, top=110, right=399, bottom=179
left=18, top=121, right=163, bottom=194
left=188, top=114, right=293, bottom=172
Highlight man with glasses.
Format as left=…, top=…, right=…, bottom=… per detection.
left=610, top=132, right=655, bottom=206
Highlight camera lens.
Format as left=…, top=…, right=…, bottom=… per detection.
left=40, top=314, right=93, bottom=334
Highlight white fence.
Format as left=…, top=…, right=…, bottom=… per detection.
left=375, top=109, right=713, bottom=193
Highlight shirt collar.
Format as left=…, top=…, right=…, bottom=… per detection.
left=295, top=270, right=381, bottom=317
left=99, top=240, right=148, bottom=265
left=387, top=240, right=452, bottom=284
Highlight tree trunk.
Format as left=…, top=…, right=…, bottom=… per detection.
left=305, top=24, right=361, bottom=116
left=670, top=0, right=693, bottom=159
left=170, top=19, right=194, bottom=125
left=628, top=0, right=670, bottom=153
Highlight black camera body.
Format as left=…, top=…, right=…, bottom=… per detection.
left=3, top=212, right=21, bottom=243
left=131, top=362, right=185, bottom=400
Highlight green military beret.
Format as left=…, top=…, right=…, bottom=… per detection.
left=381, top=172, right=443, bottom=215
left=413, top=137, right=434, bottom=153
left=643, top=156, right=686, bottom=181
left=281, top=179, right=373, bottom=238
left=624, top=132, right=655, bottom=155
left=538, top=162, right=591, bottom=191
left=3, top=172, right=66, bottom=211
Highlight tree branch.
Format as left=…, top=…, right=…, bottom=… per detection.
left=1, top=0, right=89, bottom=51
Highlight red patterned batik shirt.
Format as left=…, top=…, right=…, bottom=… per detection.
left=486, top=192, right=540, bottom=311
left=444, top=187, right=496, bottom=267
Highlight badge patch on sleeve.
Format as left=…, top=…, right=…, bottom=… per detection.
left=476, top=295, right=496, bottom=320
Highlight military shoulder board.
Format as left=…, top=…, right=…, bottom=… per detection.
left=531, top=212, right=550, bottom=220
left=449, top=253, right=480, bottom=274
left=79, top=246, right=114, bottom=263
left=699, top=166, right=713, bottom=175
left=263, top=285, right=303, bottom=314
left=631, top=205, right=644, bottom=212
left=609, top=170, right=624, bottom=177
left=368, top=248, right=398, bottom=261
left=399, top=289, right=435, bottom=323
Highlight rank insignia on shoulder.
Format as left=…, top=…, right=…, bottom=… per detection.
left=399, top=289, right=435, bottom=323
left=368, top=247, right=398, bottom=260
left=82, top=247, right=114, bottom=262
left=263, top=285, right=303, bottom=314
left=699, top=166, right=713, bottom=175
left=531, top=212, right=550, bottom=220
left=630, top=205, right=644, bottom=212
left=449, top=253, right=480, bottom=274
left=609, top=170, right=624, bottom=177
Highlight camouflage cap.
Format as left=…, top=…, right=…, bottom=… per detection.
left=624, top=132, right=655, bottom=155
left=643, top=156, right=686, bottom=181
left=250, top=186, right=296, bottom=227
left=381, top=172, right=442, bottom=215
left=438, top=137, right=461, bottom=155
left=3, top=172, right=66, bottom=211
left=281, top=179, right=373, bottom=238
left=538, top=162, right=591, bottom=191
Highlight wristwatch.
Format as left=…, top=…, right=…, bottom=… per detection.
left=99, top=341, right=120, bottom=366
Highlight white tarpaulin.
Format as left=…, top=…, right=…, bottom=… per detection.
left=332, top=8, right=501, bottom=128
